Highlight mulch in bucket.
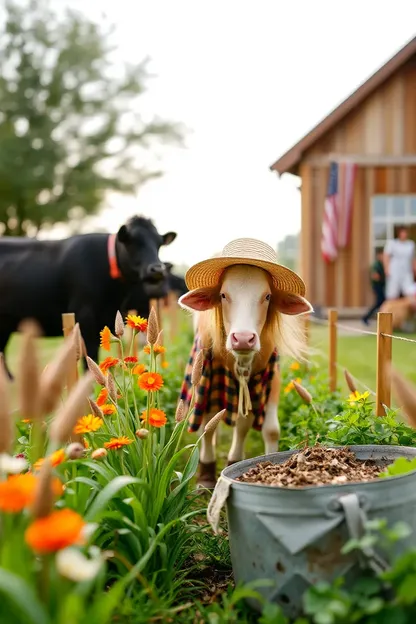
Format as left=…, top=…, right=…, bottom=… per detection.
left=236, top=446, right=388, bottom=488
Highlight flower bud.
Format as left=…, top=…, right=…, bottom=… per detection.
left=91, top=448, right=107, bottom=460
left=191, top=349, right=204, bottom=386
left=115, top=311, right=125, bottom=338
left=204, top=409, right=226, bottom=434
left=66, top=442, right=85, bottom=460
left=136, top=428, right=149, bottom=440
left=86, top=357, right=106, bottom=386
left=88, top=399, right=103, bottom=420
left=293, top=380, right=313, bottom=405
left=175, top=399, right=186, bottom=423
left=147, top=307, right=159, bottom=345
left=106, top=372, right=117, bottom=402
left=344, top=369, right=357, bottom=394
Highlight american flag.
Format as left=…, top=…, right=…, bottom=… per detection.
left=321, top=161, right=357, bottom=263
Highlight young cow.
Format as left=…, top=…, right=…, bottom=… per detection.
left=179, top=239, right=312, bottom=488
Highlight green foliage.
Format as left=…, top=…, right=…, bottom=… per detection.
left=379, top=457, right=416, bottom=479
left=0, top=0, right=184, bottom=235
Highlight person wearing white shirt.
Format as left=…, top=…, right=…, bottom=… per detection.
left=384, top=226, right=416, bottom=300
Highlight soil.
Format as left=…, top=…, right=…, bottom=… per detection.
left=236, top=446, right=386, bottom=488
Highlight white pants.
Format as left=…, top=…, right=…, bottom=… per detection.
left=386, top=271, right=415, bottom=299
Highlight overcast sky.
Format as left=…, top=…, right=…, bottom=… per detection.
left=56, top=0, right=415, bottom=268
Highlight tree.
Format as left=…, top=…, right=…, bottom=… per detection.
left=0, top=0, right=184, bottom=236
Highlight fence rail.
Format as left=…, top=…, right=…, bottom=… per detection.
left=306, top=309, right=416, bottom=415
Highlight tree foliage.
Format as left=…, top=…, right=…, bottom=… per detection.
left=0, top=0, right=184, bottom=236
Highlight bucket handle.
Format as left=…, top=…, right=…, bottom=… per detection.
left=338, top=493, right=390, bottom=574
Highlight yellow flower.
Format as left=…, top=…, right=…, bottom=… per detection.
left=161, top=361, right=169, bottom=369
left=348, top=390, right=370, bottom=404
left=73, top=414, right=103, bottom=435
left=284, top=378, right=302, bottom=394
left=290, top=362, right=300, bottom=371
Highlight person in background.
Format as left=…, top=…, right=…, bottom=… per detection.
left=384, top=226, right=416, bottom=300
left=362, top=248, right=386, bottom=326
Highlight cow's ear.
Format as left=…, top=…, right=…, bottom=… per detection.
left=179, top=288, right=216, bottom=312
left=118, top=225, right=130, bottom=243
left=162, top=232, right=177, bottom=246
left=276, top=292, right=313, bottom=316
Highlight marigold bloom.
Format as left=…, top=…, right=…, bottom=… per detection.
left=25, top=509, right=85, bottom=553
left=132, top=364, right=146, bottom=376
left=73, top=414, right=103, bottom=435
left=161, top=361, right=169, bottom=369
left=143, top=344, right=166, bottom=355
left=284, top=378, right=302, bottom=394
left=100, top=326, right=112, bottom=352
left=138, top=372, right=164, bottom=392
left=124, top=356, right=138, bottom=364
left=126, top=315, right=148, bottom=332
left=290, top=362, right=301, bottom=371
left=99, top=357, right=119, bottom=373
left=101, top=404, right=116, bottom=415
left=34, top=448, right=66, bottom=471
left=96, top=388, right=108, bottom=406
left=348, top=390, right=370, bottom=404
left=0, top=473, right=63, bottom=513
left=22, top=419, right=31, bottom=424
left=141, top=408, right=167, bottom=428
left=104, top=436, right=133, bottom=450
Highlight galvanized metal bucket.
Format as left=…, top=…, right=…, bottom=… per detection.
left=208, top=445, right=416, bottom=619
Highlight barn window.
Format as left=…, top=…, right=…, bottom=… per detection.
left=371, top=195, right=416, bottom=254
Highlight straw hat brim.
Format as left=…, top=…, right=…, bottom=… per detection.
left=185, top=256, right=306, bottom=296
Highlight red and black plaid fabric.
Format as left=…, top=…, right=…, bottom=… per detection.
left=180, top=336, right=279, bottom=433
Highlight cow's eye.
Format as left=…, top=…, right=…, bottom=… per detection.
left=265, top=294, right=271, bottom=301
left=220, top=292, right=226, bottom=300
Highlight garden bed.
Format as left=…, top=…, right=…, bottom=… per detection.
left=236, top=445, right=388, bottom=487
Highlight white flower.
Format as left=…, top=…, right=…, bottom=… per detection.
left=0, top=453, right=27, bottom=474
left=56, top=547, right=103, bottom=582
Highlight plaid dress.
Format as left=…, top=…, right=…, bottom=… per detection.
left=180, top=336, right=279, bottom=433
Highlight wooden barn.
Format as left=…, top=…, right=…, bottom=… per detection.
left=271, top=36, right=416, bottom=316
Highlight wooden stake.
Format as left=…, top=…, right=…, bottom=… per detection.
left=328, top=309, right=338, bottom=393
left=62, top=313, right=78, bottom=391
left=376, top=311, right=392, bottom=416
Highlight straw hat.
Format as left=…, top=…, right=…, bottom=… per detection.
left=185, top=238, right=306, bottom=296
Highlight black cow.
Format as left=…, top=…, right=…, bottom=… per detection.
left=0, top=216, right=176, bottom=377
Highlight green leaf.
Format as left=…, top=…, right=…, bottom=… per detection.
left=84, top=475, right=140, bottom=521
left=0, top=569, right=50, bottom=624
left=379, top=457, right=416, bottom=478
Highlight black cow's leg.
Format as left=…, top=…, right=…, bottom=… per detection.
left=0, top=331, right=13, bottom=380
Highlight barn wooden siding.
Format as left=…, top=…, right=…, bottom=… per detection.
left=299, top=57, right=416, bottom=309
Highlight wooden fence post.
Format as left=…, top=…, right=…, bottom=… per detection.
left=376, top=311, right=392, bottom=416
left=62, top=313, right=78, bottom=390
left=328, top=309, right=338, bottom=393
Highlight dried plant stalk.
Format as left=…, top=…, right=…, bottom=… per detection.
left=88, top=398, right=103, bottom=420
left=18, top=320, right=42, bottom=422
left=390, top=367, right=416, bottom=429
left=204, top=409, right=226, bottom=434
left=0, top=355, right=11, bottom=454
left=86, top=356, right=106, bottom=386
left=191, top=349, right=204, bottom=386
left=49, top=373, right=94, bottom=446
left=344, top=369, right=357, bottom=394
left=32, top=458, right=54, bottom=518
left=147, top=307, right=159, bottom=345
left=39, top=334, right=77, bottom=414
left=106, top=372, right=117, bottom=402
left=293, top=380, right=313, bottom=405
left=115, top=311, right=124, bottom=338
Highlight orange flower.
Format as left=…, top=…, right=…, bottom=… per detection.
left=100, top=326, right=112, bottom=352
left=141, top=408, right=167, bottom=428
left=124, top=356, right=138, bottom=363
left=96, top=387, right=108, bottom=406
left=0, top=473, right=63, bottom=513
left=284, top=377, right=302, bottom=394
left=25, top=509, right=85, bottom=553
left=104, top=436, right=133, bottom=450
left=138, top=372, right=164, bottom=392
left=83, top=438, right=90, bottom=449
left=99, top=357, right=119, bottom=373
left=22, top=419, right=31, bottom=424
left=34, top=448, right=66, bottom=471
left=161, top=361, right=169, bottom=369
left=0, top=473, right=37, bottom=513
left=101, top=404, right=116, bottom=415
left=143, top=344, right=166, bottom=355
left=132, top=364, right=146, bottom=376
left=126, top=315, right=148, bottom=332
left=73, top=414, right=103, bottom=435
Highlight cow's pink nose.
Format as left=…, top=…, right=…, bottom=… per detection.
left=231, top=332, right=256, bottom=351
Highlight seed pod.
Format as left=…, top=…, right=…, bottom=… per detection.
left=191, top=349, right=204, bottom=386
left=86, top=357, right=106, bottom=386
left=106, top=372, right=117, bottom=402
left=175, top=399, right=186, bottom=423
left=115, top=311, right=125, bottom=338
left=293, top=380, right=313, bottom=405
left=204, top=409, right=226, bottom=434
left=88, top=399, right=103, bottom=420
left=72, top=324, right=83, bottom=361
left=344, top=369, right=357, bottom=394
left=147, top=307, right=159, bottom=345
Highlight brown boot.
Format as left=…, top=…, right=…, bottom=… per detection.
left=197, top=461, right=217, bottom=490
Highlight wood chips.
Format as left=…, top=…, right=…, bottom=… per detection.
left=236, top=446, right=386, bottom=488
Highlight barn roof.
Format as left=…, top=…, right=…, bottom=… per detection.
left=270, top=35, right=416, bottom=176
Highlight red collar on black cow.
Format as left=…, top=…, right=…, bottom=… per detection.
left=108, top=233, right=122, bottom=279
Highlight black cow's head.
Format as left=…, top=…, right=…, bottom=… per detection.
left=116, top=216, right=177, bottom=296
